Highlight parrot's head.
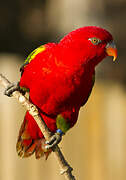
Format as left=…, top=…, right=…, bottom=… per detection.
left=60, top=26, right=117, bottom=66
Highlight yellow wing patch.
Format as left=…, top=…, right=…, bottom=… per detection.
left=20, top=45, right=46, bottom=73
left=24, top=45, right=46, bottom=64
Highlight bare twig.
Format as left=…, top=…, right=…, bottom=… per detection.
left=0, top=73, right=76, bottom=180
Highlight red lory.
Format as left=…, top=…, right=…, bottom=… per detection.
left=5, top=26, right=117, bottom=159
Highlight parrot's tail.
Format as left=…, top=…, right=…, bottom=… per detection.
left=16, top=111, right=52, bottom=159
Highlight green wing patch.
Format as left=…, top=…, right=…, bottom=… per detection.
left=56, top=114, right=70, bottom=133
left=20, top=45, right=46, bottom=73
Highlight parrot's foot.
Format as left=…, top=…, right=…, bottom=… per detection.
left=4, top=82, right=25, bottom=97
left=45, top=129, right=64, bottom=150
left=4, top=82, right=20, bottom=97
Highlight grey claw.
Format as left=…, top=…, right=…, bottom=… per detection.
left=46, top=135, right=56, bottom=145
left=45, top=133, right=62, bottom=149
left=4, top=82, right=19, bottom=97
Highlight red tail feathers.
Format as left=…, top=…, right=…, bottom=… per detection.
left=16, top=111, right=51, bottom=159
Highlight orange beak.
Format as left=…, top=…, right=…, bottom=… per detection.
left=106, top=41, right=117, bottom=61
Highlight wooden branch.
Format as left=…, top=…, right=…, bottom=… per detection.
left=0, top=73, right=76, bottom=180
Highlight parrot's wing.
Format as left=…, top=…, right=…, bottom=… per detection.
left=81, top=71, right=95, bottom=106
left=20, top=45, right=46, bottom=75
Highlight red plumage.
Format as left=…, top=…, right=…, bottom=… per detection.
left=16, top=26, right=116, bottom=158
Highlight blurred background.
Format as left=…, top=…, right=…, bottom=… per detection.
left=0, top=0, right=126, bottom=180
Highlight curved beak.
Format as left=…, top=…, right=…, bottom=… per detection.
left=106, top=41, right=117, bottom=61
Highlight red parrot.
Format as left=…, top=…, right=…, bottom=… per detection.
left=5, top=26, right=117, bottom=159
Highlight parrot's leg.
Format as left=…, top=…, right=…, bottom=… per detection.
left=45, top=129, right=64, bottom=150
left=4, top=82, right=26, bottom=97
left=45, top=114, right=70, bottom=149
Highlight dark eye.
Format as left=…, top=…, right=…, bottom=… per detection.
left=88, top=37, right=102, bottom=45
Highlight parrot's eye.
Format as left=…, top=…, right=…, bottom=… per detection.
left=88, top=37, right=102, bottom=45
